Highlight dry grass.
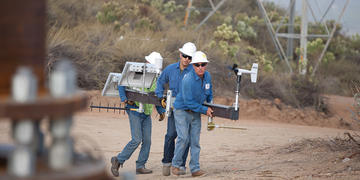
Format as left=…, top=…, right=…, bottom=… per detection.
left=240, top=73, right=329, bottom=113
left=46, top=21, right=202, bottom=89
left=46, top=0, right=359, bottom=112
left=279, top=133, right=360, bottom=159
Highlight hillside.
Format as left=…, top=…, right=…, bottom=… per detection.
left=46, top=0, right=360, bottom=119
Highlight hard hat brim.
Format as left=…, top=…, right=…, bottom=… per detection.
left=190, top=59, right=209, bottom=64
left=179, top=48, right=193, bottom=57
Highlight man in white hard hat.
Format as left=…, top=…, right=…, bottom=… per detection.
left=110, top=52, right=165, bottom=177
left=171, top=51, right=213, bottom=177
left=155, top=42, right=196, bottom=176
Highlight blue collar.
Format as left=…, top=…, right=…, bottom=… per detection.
left=176, top=62, right=192, bottom=71
left=175, top=62, right=180, bottom=69
left=193, top=70, right=206, bottom=81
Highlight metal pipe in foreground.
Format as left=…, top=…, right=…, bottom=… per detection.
left=207, top=123, right=247, bottom=131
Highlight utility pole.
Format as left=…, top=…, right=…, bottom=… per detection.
left=287, top=0, right=296, bottom=61
left=183, top=0, right=193, bottom=26
left=299, top=0, right=308, bottom=75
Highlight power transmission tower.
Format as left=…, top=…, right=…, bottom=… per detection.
left=183, top=0, right=228, bottom=30
left=299, top=0, right=308, bottom=75
left=257, top=0, right=350, bottom=75
left=287, top=0, right=296, bottom=61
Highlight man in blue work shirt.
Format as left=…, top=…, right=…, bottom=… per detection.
left=171, top=51, right=213, bottom=177
left=155, top=42, right=196, bottom=176
left=110, top=52, right=165, bottom=177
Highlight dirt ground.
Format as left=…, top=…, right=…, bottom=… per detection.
left=1, top=91, right=360, bottom=179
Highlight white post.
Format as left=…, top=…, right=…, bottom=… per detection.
left=8, top=67, right=37, bottom=177
left=48, top=60, right=76, bottom=170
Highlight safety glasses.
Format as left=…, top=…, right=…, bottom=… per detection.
left=181, top=53, right=192, bottom=60
left=193, top=63, right=207, bottom=67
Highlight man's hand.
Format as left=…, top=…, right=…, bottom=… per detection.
left=159, top=113, right=165, bottom=121
left=206, top=107, right=214, bottom=117
left=124, top=100, right=134, bottom=106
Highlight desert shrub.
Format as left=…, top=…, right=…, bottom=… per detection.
left=318, top=59, right=360, bottom=96
left=47, top=0, right=100, bottom=27
left=236, top=21, right=257, bottom=40
left=209, top=23, right=241, bottom=60
left=295, top=38, right=336, bottom=74
left=46, top=0, right=360, bottom=112
left=135, top=17, right=156, bottom=31
left=141, top=0, right=184, bottom=21
left=241, top=74, right=328, bottom=111
left=246, top=46, right=276, bottom=73
left=95, top=1, right=167, bottom=32
left=47, top=24, right=123, bottom=89
left=162, top=1, right=183, bottom=15
left=47, top=20, right=199, bottom=89
left=96, top=1, right=123, bottom=24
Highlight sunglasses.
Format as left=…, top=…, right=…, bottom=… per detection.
left=193, top=63, right=207, bottom=67
left=181, top=53, right=192, bottom=60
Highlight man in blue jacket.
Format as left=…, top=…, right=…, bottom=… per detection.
left=155, top=42, right=196, bottom=176
left=171, top=51, right=213, bottom=177
left=110, top=52, right=165, bottom=176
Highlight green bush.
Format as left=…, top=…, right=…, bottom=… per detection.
left=246, top=46, right=274, bottom=73
left=135, top=17, right=156, bottom=31
left=96, top=1, right=123, bottom=24
left=236, top=20, right=257, bottom=40
left=210, top=24, right=241, bottom=60
left=162, top=1, right=183, bottom=15
left=295, top=38, right=335, bottom=74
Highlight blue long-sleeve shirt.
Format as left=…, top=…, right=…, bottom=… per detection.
left=173, top=69, right=213, bottom=114
left=155, top=62, right=193, bottom=98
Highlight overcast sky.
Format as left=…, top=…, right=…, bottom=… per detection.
left=264, top=0, right=360, bottom=35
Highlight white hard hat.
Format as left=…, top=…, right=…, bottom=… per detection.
left=190, top=51, right=209, bottom=64
left=179, top=42, right=196, bottom=57
left=145, top=51, right=163, bottom=70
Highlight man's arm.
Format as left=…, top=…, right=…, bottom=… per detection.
left=117, top=85, right=127, bottom=102
left=182, top=76, right=208, bottom=114
left=155, top=68, right=169, bottom=98
left=206, top=73, right=213, bottom=103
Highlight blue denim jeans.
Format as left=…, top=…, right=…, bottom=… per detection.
left=162, top=109, right=189, bottom=168
left=117, top=109, right=152, bottom=169
left=172, top=109, right=202, bottom=173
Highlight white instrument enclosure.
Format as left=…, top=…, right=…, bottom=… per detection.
left=118, top=62, right=158, bottom=89
left=101, top=72, right=122, bottom=97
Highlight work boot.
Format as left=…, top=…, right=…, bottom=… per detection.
left=162, top=165, right=171, bottom=176
left=192, top=170, right=206, bottom=177
left=136, top=167, right=153, bottom=174
left=171, top=167, right=186, bottom=176
left=110, top=156, right=123, bottom=177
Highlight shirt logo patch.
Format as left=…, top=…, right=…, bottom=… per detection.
left=205, top=83, right=210, bottom=89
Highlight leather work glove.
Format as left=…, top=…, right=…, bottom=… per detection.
left=159, top=97, right=167, bottom=108
left=124, top=100, right=135, bottom=106
left=158, top=113, right=165, bottom=121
